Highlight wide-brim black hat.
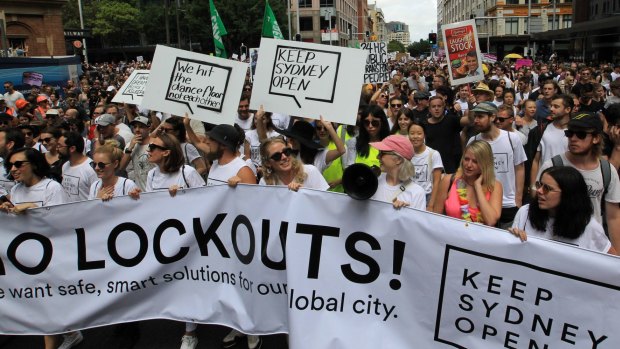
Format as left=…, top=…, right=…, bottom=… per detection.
left=274, top=121, right=322, bottom=150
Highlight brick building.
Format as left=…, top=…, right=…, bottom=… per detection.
left=1, top=0, right=68, bottom=57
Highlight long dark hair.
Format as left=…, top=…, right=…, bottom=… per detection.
left=356, top=105, right=389, bottom=158
left=6, top=147, right=50, bottom=179
left=528, top=166, right=592, bottom=239
left=164, top=116, right=187, bottom=143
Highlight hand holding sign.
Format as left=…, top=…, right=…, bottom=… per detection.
left=112, top=70, right=149, bottom=104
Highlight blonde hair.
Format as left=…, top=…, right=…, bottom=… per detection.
left=260, top=137, right=307, bottom=185
left=94, top=140, right=123, bottom=165
left=392, top=153, right=415, bottom=182
left=456, top=140, right=496, bottom=192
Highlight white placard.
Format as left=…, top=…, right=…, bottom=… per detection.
left=250, top=38, right=367, bottom=126
left=136, top=56, right=144, bottom=62
left=111, top=70, right=149, bottom=105
left=141, top=45, right=248, bottom=125
left=359, top=42, right=388, bottom=84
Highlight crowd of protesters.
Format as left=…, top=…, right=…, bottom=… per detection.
left=1, top=56, right=620, bottom=349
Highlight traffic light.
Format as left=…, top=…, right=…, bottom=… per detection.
left=429, top=33, right=437, bottom=45
left=365, top=31, right=370, bottom=38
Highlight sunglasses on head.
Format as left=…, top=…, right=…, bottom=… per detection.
left=147, top=143, right=168, bottom=152
left=390, top=103, right=402, bottom=108
left=363, top=119, right=381, bottom=128
left=7, top=160, right=29, bottom=169
left=90, top=161, right=111, bottom=170
left=269, top=147, right=297, bottom=161
left=564, top=129, right=594, bottom=139
left=535, top=181, right=561, bottom=195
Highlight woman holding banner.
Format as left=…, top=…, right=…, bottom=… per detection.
left=343, top=105, right=390, bottom=170
left=88, top=142, right=137, bottom=201
left=434, top=140, right=503, bottom=226
left=508, top=166, right=615, bottom=254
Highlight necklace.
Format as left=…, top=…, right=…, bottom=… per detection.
left=456, top=178, right=483, bottom=223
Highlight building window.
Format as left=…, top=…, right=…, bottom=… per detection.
left=505, top=0, right=519, bottom=4
left=505, top=18, right=519, bottom=35
left=300, top=17, right=313, bottom=31
left=525, top=0, right=539, bottom=4
left=320, top=0, right=334, bottom=6
left=299, top=0, right=312, bottom=8
left=548, top=16, right=559, bottom=30
left=563, top=15, right=572, bottom=28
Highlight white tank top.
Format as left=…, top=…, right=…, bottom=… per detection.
left=207, top=157, right=249, bottom=186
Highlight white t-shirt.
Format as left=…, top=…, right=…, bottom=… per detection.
left=10, top=178, right=67, bottom=207
left=181, top=142, right=203, bottom=166
left=235, top=113, right=254, bottom=131
left=116, top=123, right=134, bottom=145
left=88, top=177, right=138, bottom=200
left=536, top=123, right=568, bottom=176
left=61, top=158, right=98, bottom=202
left=539, top=153, right=620, bottom=225
left=271, top=113, right=291, bottom=130
left=371, top=173, right=426, bottom=210
left=259, top=164, right=329, bottom=191
left=245, top=129, right=279, bottom=167
left=0, top=158, right=14, bottom=196
left=513, top=205, right=611, bottom=253
left=469, top=130, right=527, bottom=208
left=146, top=165, right=205, bottom=192
left=310, top=148, right=331, bottom=174
left=207, top=157, right=251, bottom=186
left=32, top=142, right=48, bottom=154
left=412, top=147, right=443, bottom=194
left=4, top=91, right=24, bottom=108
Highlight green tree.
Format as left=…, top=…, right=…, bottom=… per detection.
left=387, top=40, right=405, bottom=53
left=407, top=39, right=431, bottom=57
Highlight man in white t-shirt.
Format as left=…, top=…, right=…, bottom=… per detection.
left=469, top=102, right=527, bottom=228
left=59, top=131, right=97, bottom=202
left=538, top=112, right=620, bottom=252
left=235, top=93, right=254, bottom=131
left=3, top=81, right=24, bottom=109
left=529, top=94, right=573, bottom=190
left=205, top=124, right=256, bottom=187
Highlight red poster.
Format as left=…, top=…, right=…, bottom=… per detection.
left=441, top=20, right=483, bottom=85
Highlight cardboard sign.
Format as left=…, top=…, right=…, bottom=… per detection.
left=360, top=42, right=388, bottom=84
left=111, top=70, right=149, bottom=105
left=22, top=72, right=43, bottom=87
left=136, top=56, right=144, bottom=62
left=141, top=45, right=248, bottom=125
left=250, top=38, right=366, bottom=126
left=441, top=20, right=484, bottom=85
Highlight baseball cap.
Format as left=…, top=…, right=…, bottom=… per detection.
left=471, top=102, right=498, bottom=115
left=370, top=135, right=414, bottom=161
left=45, top=109, right=59, bottom=118
left=15, top=99, right=28, bottom=110
left=129, top=115, right=150, bottom=127
left=207, top=124, right=240, bottom=151
left=568, top=112, right=603, bottom=133
left=95, top=113, right=116, bottom=126
left=413, top=91, right=430, bottom=100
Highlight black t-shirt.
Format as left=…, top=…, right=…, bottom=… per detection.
left=424, top=113, right=463, bottom=173
left=410, top=107, right=428, bottom=125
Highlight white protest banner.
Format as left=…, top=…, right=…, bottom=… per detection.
left=141, top=45, right=248, bottom=125
left=250, top=38, right=367, bottom=126
left=441, top=19, right=484, bottom=85
left=1, top=186, right=620, bottom=349
left=360, top=42, right=388, bottom=84
left=111, top=69, right=149, bottom=104
left=136, top=56, right=144, bottom=62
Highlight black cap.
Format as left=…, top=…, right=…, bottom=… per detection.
left=568, top=112, right=603, bottom=134
left=206, top=124, right=240, bottom=151
left=274, top=121, right=322, bottom=150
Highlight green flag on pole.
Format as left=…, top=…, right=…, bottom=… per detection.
left=209, top=0, right=228, bottom=58
left=262, top=0, right=284, bottom=39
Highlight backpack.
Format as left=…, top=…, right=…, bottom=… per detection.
left=550, top=155, right=612, bottom=200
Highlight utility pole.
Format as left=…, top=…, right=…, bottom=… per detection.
left=175, top=0, right=182, bottom=49
left=165, top=0, right=171, bottom=45
left=77, top=0, right=89, bottom=63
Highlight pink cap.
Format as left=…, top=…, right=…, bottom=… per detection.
left=370, top=135, right=414, bottom=161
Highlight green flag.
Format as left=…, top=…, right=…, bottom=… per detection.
left=209, top=0, right=228, bottom=58
left=262, top=0, right=284, bottom=39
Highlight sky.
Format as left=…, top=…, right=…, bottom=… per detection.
left=375, top=0, right=438, bottom=43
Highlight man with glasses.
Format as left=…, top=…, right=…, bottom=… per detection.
left=19, top=124, right=47, bottom=153
left=59, top=131, right=98, bottom=202
left=410, top=91, right=430, bottom=124
left=538, top=112, right=620, bottom=252
left=571, top=67, right=594, bottom=97
left=3, top=81, right=24, bottom=109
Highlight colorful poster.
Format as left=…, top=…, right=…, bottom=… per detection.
left=441, top=19, right=484, bottom=85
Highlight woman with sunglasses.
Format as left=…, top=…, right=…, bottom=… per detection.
left=88, top=142, right=137, bottom=201
left=370, top=83, right=390, bottom=111
left=509, top=166, right=615, bottom=254
left=369, top=135, right=426, bottom=210
left=39, top=127, right=65, bottom=183
left=259, top=137, right=329, bottom=191
left=434, top=140, right=503, bottom=226
left=344, top=105, right=390, bottom=170
left=161, top=116, right=207, bottom=177
left=128, top=133, right=205, bottom=199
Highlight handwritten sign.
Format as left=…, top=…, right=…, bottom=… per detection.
left=360, top=42, right=388, bottom=84
left=441, top=20, right=484, bottom=85
left=22, top=72, right=43, bottom=87
left=141, top=45, right=247, bottom=125
left=515, top=58, right=533, bottom=70
left=112, top=70, right=149, bottom=105
left=251, top=38, right=366, bottom=126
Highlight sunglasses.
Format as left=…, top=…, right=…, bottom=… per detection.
left=22, top=131, right=33, bottom=136
left=379, top=94, right=387, bottom=98
left=535, top=181, right=561, bottom=195
left=390, top=104, right=403, bottom=108
left=147, top=143, right=168, bottom=152
left=7, top=160, right=29, bottom=169
left=495, top=116, right=512, bottom=123
left=41, top=137, right=54, bottom=143
left=564, top=130, right=593, bottom=139
left=363, top=119, right=381, bottom=128
left=90, top=161, right=112, bottom=170
left=269, top=147, right=297, bottom=161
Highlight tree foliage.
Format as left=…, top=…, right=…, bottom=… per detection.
left=407, top=39, right=431, bottom=57
left=387, top=40, right=405, bottom=53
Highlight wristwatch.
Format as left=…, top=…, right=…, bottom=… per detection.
left=124, top=148, right=132, bottom=154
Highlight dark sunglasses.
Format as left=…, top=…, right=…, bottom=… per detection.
left=147, top=143, right=168, bottom=152
left=390, top=104, right=403, bottom=108
left=40, top=137, right=54, bottom=143
left=90, top=161, right=111, bottom=170
left=363, top=119, right=381, bottom=128
left=269, top=147, right=297, bottom=161
left=7, top=160, right=29, bottom=169
left=535, top=181, right=561, bottom=195
left=379, top=94, right=387, bottom=98
left=564, top=129, right=593, bottom=139
left=495, top=116, right=512, bottom=123
left=22, top=131, right=33, bottom=136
